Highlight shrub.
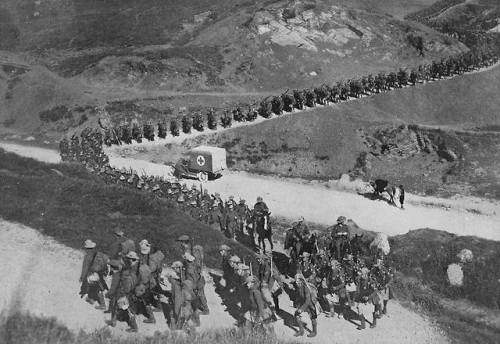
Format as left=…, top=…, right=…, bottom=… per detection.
left=407, top=34, right=425, bottom=56
left=170, top=119, right=180, bottom=136
left=182, top=116, right=193, bottom=134
left=314, top=85, right=329, bottom=104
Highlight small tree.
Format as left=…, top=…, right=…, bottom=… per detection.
left=193, top=113, right=204, bottom=131
left=367, top=74, right=375, bottom=92
left=387, top=72, right=398, bottom=88
left=220, top=110, right=232, bottom=128
left=258, top=98, right=273, bottom=118
left=271, top=96, right=284, bottom=115
left=246, top=107, right=258, bottom=121
left=207, top=109, right=217, bottom=130
left=232, top=107, right=245, bottom=122
left=170, top=119, right=180, bottom=136
left=182, top=115, right=193, bottom=134
left=158, top=121, right=167, bottom=139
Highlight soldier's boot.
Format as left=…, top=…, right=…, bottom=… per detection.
left=370, top=312, right=377, bottom=328
left=126, top=315, right=138, bottom=332
left=357, top=316, right=366, bottom=330
left=294, top=318, right=305, bottom=337
left=143, top=306, right=156, bottom=324
left=95, top=293, right=106, bottom=310
left=307, top=319, right=318, bottom=338
left=383, top=300, right=388, bottom=315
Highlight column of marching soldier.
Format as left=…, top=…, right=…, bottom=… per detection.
left=80, top=212, right=394, bottom=336
left=64, top=127, right=394, bottom=335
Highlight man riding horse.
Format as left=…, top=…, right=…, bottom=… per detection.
left=253, top=196, right=273, bottom=253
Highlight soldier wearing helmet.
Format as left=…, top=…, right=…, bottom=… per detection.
left=79, top=240, right=109, bottom=310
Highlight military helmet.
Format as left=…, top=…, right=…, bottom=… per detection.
left=219, top=244, right=231, bottom=251
left=171, top=261, right=183, bottom=269
left=125, top=251, right=139, bottom=260
left=337, top=216, right=347, bottom=223
left=177, top=234, right=191, bottom=242
left=229, top=255, right=241, bottom=263
left=83, top=239, right=96, bottom=249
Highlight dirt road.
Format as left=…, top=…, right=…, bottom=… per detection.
left=1, top=141, right=499, bottom=241
left=0, top=218, right=448, bottom=343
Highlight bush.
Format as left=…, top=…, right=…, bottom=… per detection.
left=39, top=106, right=72, bottom=122
left=182, top=116, right=193, bottom=134
left=170, top=119, right=180, bottom=136
left=193, top=113, right=204, bottom=131
left=220, top=111, right=232, bottom=128
left=407, top=34, right=425, bottom=56
left=207, top=109, right=217, bottom=130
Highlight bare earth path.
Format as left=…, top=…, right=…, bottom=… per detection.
left=1, top=141, right=499, bottom=241
left=0, top=219, right=448, bottom=343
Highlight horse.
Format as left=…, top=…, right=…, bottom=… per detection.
left=253, top=211, right=273, bottom=254
left=370, top=179, right=400, bottom=206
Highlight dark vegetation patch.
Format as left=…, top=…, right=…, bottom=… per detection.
left=0, top=149, right=253, bottom=268
left=0, top=312, right=299, bottom=344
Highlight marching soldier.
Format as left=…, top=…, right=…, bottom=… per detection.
left=109, top=229, right=135, bottom=260
left=79, top=239, right=109, bottom=310
left=183, top=252, right=203, bottom=326
left=225, top=202, right=239, bottom=240
left=293, top=273, right=318, bottom=337
left=257, top=253, right=283, bottom=317
left=244, top=275, right=274, bottom=332
left=192, top=245, right=209, bottom=315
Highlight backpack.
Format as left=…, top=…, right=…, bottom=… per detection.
left=120, top=239, right=135, bottom=255
left=148, top=250, right=165, bottom=273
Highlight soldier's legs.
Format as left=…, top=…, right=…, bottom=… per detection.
left=161, top=301, right=174, bottom=328
left=197, top=286, right=210, bottom=314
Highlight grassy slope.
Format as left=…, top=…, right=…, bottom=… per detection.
left=0, top=312, right=299, bottom=344
left=0, top=149, right=255, bottom=268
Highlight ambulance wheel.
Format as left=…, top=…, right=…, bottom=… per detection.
left=197, top=172, right=208, bottom=182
